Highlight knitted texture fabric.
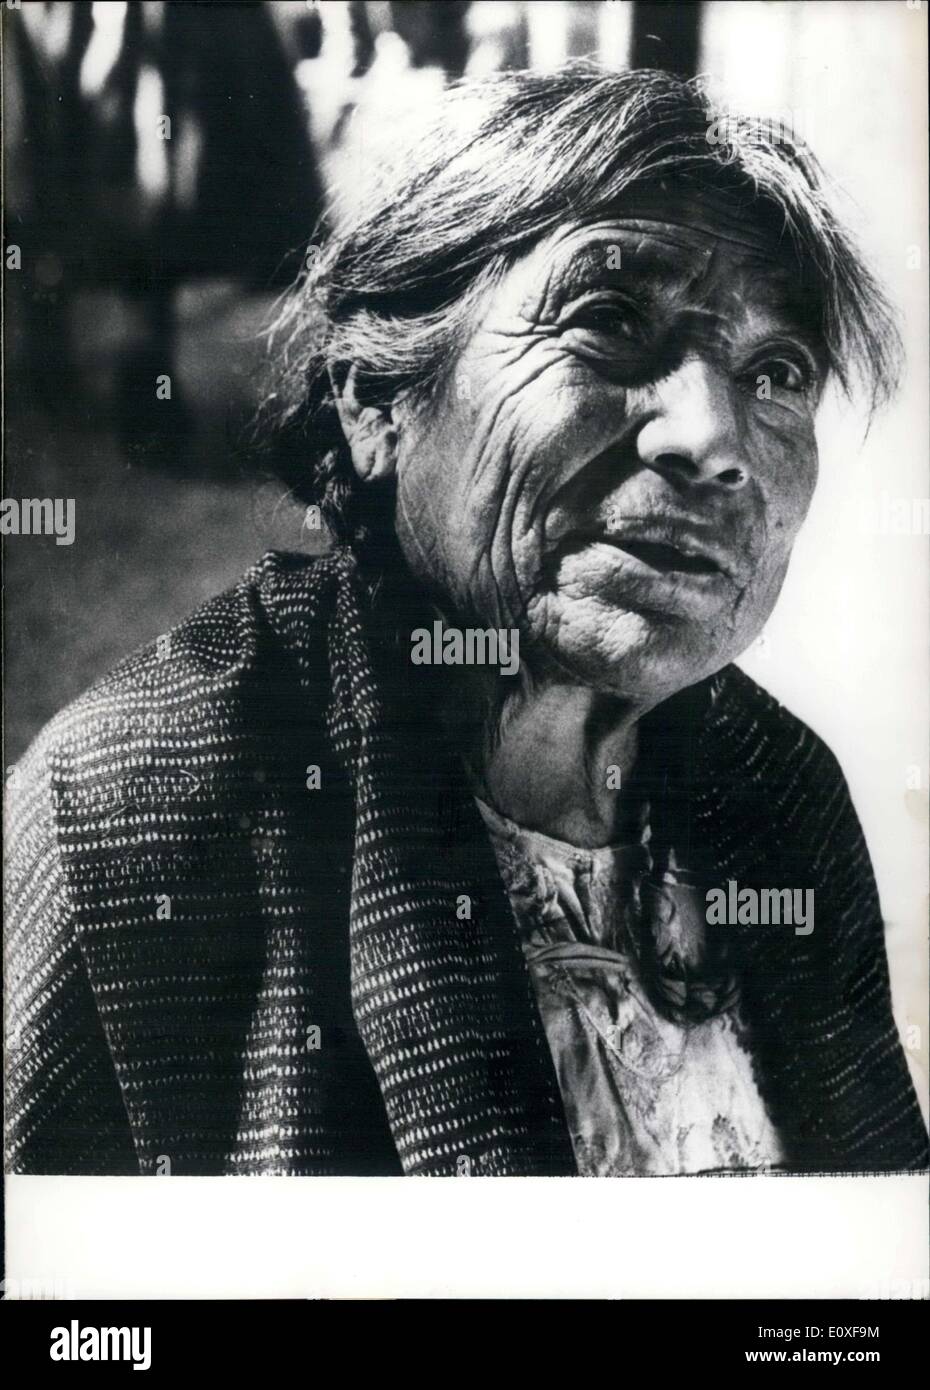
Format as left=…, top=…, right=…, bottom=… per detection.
left=5, top=549, right=928, bottom=1175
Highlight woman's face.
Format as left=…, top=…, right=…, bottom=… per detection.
left=392, top=199, right=826, bottom=705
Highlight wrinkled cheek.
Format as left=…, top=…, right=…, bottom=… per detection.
left=752, top=421, right=819, bottom=525
left=484, top=454, right=567, bottom=620
left=441, top=469, right=539, bottom=627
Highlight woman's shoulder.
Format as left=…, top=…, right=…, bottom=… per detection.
left=702, top=663, right=874, bottom=877
left=8, top=549, right=351, bottom=822
left=699, top=662, right=868, bottom=859
left=707, top=663, right=848, bottom=782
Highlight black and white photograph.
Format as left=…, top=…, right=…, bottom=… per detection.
left=3, top=0, right=928, bottom=1313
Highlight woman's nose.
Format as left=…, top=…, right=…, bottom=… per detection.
left=635, top=356, right=750, bottom=491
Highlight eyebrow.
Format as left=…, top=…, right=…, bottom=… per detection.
left=554, top=234, right=829, bottom=359
left=554, top=234, right=708, bottom=297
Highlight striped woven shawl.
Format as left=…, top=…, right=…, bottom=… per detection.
left=5, top=550, right=928, bottom=1175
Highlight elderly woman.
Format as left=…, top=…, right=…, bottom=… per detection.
left=6, top=67, right=927, bottom=1177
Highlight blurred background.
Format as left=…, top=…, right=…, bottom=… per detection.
left=3, top=0, right=927, bottom=1103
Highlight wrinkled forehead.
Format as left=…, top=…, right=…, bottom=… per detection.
left=518, top=179, right=824, bottom=345
left=609, top=176, right=795, bottom=256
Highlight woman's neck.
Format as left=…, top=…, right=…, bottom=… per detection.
left=451, top=668, right=648, bottom=849
left=361, top=555, right=652, bottom=848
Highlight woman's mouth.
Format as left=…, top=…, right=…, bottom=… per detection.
left=550, top=519, right=736, bottom=580
left=541, top=519, right=743, bottom=620
left=604, top=537, right=722, bottom=576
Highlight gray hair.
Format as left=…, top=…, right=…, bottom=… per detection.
left=257, top=63, right=901, bottom=550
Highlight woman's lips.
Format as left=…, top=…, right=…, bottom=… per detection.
left=601, top=536, right=722, bottom=576
left=551, top=519, right=740, bottom=581
left=543, top=519, right=744, bottom=618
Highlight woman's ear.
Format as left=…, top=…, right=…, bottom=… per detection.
left=328, top=363, right=398, bottom=482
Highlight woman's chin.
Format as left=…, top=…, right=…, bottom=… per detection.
left=531, top=600, right=730, bottom=703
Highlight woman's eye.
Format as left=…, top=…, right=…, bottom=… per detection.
left=562, top=296, right=642, bottom=340
left=749, top=353, right=816, bottom=394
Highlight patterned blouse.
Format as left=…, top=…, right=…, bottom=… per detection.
left=475, top=795, right=783, bottom=1176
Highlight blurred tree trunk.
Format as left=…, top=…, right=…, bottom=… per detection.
left=6, top=2, right=94, bottom=410
left=632, top=0, right=701, bottom=77
left=389, top=0, right=471, bottom=79
left=160, top=0, right=322, bottom=287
